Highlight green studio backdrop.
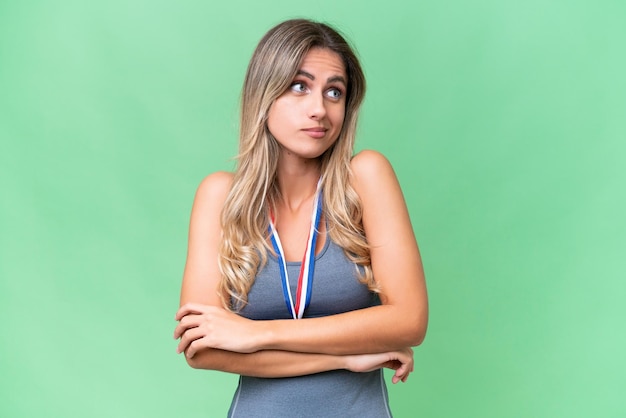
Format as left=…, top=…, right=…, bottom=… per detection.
left=1, top=0, right=625, bottom=417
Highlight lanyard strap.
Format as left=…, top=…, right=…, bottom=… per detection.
left=268, top=181, right=323, bottom=319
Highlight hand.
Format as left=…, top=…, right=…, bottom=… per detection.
left=174, top=303, right=260, bottom=357
left=344, top=347, right=414, bottom=384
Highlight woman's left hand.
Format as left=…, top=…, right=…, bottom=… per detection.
left=344, top=347, right=414, bottom=384
left=174, top=303, right=260, bottom=357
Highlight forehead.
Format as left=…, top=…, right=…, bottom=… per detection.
left=299, top=47, right=346, bottom=77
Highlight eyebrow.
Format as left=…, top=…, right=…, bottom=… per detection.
left=296, top=70, right=347, bottom=86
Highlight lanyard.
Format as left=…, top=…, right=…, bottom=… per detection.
left=268, top=181, right=323, bottom=319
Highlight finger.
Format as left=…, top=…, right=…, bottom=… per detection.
left=173, top=314, right=202, bottom=339
left=393, top=367, right=408, bottom=384
left=175, top=303, right=209, bottom=321
left=173, top=316, right=193, bottom=339
left=399, top=365, right=410, bottom=383
left=186, top=336, right=210, bottom=359
left=403, top=366, right=412, bottom=382
left=177, top=327, right=205, bottom=354
left=403, top=365, right=413, bottom=382
left=394, top=362, right=408, bottom=379
left=392, top=354, right=412, bottom=383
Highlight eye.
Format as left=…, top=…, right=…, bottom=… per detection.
left=290, top=82, right=307, bottom=93
left=326, top=88, right=343, bottom=100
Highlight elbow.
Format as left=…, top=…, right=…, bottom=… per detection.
left=410, top=323, right=427, bottom=347
left=184, top=354, right=203, bottom=369
left=404, top=309, right=428, bottom=347
left=183, top=349, right=214, bottom=370
left=404, top=326, right=427, bottom=348
left=186, top=357, right=200, bottom=369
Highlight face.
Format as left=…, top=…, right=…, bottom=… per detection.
left=267, top=47, right=347, bottom=161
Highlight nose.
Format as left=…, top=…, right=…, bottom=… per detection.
left=307, top=92, right=327, bottom=120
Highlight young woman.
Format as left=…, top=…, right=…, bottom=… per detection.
left=173, top=19, right=428, bottom=417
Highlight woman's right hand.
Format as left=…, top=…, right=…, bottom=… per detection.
left=344, top=347, right=414, bottom=384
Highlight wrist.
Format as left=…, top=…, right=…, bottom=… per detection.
left=341, top=354, right=354, bottom=372
left=255, top=320, right=275, bottom=351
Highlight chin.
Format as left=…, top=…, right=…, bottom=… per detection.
left=282, top=148, right=327, bottom=161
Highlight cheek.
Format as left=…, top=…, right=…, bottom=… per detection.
left=333, top=106, right=346, bottom=127
left=266, top=102, right=285, bottom=137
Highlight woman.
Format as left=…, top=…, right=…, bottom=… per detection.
left=174, top=19, right=428, bottom=417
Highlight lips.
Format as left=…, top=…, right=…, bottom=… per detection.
left=302, top=127, right=328, bottom=139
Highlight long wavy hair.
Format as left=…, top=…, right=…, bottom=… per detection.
left=218, top=19, right=376, bottom=310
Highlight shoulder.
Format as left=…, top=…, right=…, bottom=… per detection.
left=190, top=171, right=234, bottom=218
left=351, top=149, right=391, bottom=170
left=195, top=171, right=234, bottom=202
left=350, top=150, right=398, bottom=193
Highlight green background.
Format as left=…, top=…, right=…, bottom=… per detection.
left=1, top=0, right=625, bottom=417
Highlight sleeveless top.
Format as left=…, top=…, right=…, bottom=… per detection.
left=227, top=237, right=393, bottom=418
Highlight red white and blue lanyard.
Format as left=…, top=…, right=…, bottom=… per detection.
left=268, top=180, right=323, bottom=319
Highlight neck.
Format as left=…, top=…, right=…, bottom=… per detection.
left=275, top=154, right=322, bottom=213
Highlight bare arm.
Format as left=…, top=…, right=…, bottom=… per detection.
left=175, top=151, right=427, bottom=357
left=174, top=170, right=414, bottom=381
left=185, top=346, right=413, bottom=383
left=186, top=347, right=342, bottom=377
left=259, top=150, right=428, bottom=354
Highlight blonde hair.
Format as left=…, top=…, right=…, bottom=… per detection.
left=218, top=19, right=375, bottom=309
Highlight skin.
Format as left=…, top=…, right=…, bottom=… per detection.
left=174, top=48, right=428, bottom=384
